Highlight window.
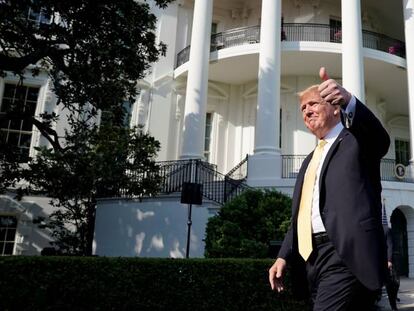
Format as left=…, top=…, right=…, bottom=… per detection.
left=211, top=22, right=218, bottom=35
left=100, top=100, right=133, bottom=128
left=123, top=100, right=133, bottom=127
left=27, top=6, right=51, bottom=25
left=329, top=18, right=342, bottom=43
left=0, top=216, right=17, bottom=256
left=395, top=139, right=410, bottom=166
left=0, top=84, right=40, bottom=162
left=280, top=108, right=282, bottom=148
left=204, top=113, right=213, bottom=162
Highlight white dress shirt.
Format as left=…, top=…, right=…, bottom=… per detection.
left=311, top=96, right=356, bottom=233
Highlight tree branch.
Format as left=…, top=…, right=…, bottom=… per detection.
left=0, top=51, right=50, bottom=72
left=31, top=117, right=64, bottom=152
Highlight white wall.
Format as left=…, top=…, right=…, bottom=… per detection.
left=0, top=194, right=54, bottom=255
left=382, top=184, right=414, bottom=277
left=94, top=195, right=218, bottom=258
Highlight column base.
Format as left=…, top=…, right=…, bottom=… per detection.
left=247, top=153, right=282, bottom=187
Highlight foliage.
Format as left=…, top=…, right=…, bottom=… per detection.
left=0, top=140, right=22, bottom=195
left=205, top=189, right=292, bottom=258
left=0, top=256, right=310, bottom=311
left=23, top=112, right=161, bottom=255
left=0, top=0, right=174, bottom=150
left=0, top=0, right=172, bottom=254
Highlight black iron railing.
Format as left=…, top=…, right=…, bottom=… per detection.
left=282, top=155, right=307, bottom=179
left=225, top=154, right=248, bottom=180
left=156, top=159, right=250, bottom=205
left=176, top=46, right=191, bottom=68
left=175, top=23, right=405, bottom=68
left=282, top=155, right=414, bottom=183
left=211, top=25, right=260, bottom=51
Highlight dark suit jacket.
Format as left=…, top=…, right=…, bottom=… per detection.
left=384, top=225, right=393, bottom=262
left=278, top=99, right=390, bottom=291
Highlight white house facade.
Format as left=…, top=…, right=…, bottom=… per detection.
left=1, top=0, right=414, bottom=278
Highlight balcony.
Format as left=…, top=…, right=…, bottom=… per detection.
left=282, top=155, right=413, bottom=183
left=176, top=23, right=406, bottom=68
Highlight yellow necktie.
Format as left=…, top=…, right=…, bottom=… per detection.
left=297, top=139, right=327, bottom=261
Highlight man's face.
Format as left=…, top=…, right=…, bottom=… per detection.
left=300, top=90, right=339, bottom=139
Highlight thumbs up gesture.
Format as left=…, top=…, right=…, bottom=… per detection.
left=318, top=67, right=352, bottom=106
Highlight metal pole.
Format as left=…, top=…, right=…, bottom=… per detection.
left=185, top=203, right=193, bottom=258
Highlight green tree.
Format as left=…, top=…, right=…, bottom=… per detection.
left=26, top=111, right=161, bottom=255
left=0, top=0, right=173, bottom=150
left=0, top=139, right=23, bottom=195
left=0, top=0, right=173, bottom=254
left=205, top=189, right=292, bottom=258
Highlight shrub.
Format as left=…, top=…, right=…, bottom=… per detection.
left=205, top=189, right=292, bottom=258
left=0, top=256, right=309, bottom=311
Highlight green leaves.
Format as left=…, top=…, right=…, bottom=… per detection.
left=0, top=0, right=173, bottom=147
left=23, top=117, right=161, bottom=255
left=0, top=0, right=171, bottom=255
left=205, top=189, right=292, bottom=258
left=0, top=257, right=310, bottom=311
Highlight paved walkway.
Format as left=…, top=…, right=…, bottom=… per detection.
left=376, top=277, right=414, bottom=310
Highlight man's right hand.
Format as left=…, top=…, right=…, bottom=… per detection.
left=269, top=258, right=287, bottom=292
left=318, top=67, right=352, bottom=107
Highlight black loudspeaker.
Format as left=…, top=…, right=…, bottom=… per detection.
left=181, top=182, right=203, bottom=205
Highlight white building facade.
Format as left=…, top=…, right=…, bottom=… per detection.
left=2, top=0, right=414, bottom=277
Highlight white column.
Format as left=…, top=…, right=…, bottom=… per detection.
left=341, top=0, right=365, bottom=101
left=247, top=0, right=282, bottom=187
left=403, top=0, right=414, bottom=166
left=175, top=93, right=185, bottom=159
left=180, top=0, right=213, bottom=160
left=137, top=88, right=150, bottom=127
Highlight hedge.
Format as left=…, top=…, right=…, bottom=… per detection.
left=0, top=257, right=310, bottom=311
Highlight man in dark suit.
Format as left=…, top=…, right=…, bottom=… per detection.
left=383, top=225, right=399, bottom=310
left=269, top=67, right=390, bottom=310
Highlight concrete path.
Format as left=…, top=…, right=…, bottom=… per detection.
left=377, top=277, right=414, bottom=310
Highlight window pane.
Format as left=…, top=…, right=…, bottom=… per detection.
left=204, top=113, right=212, bottom=150
left=4, top=242, right=14, bottom=255
left=25, top=101, right=37, bottom=116
left=6, top=229, right=16, bottom=242
left=1, top=216, right=17, bottom=227
left=0, top=98, right=12, bottom=112
left=9, top=120, right=22, bottom=131
left=0, top=228, right=5, bottom=240
left=19, top=134, right=32, bottom=147
left=1, top=84, right=38, bottom=163
left=0, top=242, right=4, bottom=255
left=21, top=120, right=33, bottom=132
left=395, top=139, right=410, bottom=166
left=15, top=87, right=27, bottom=103
left=27, top=87, right=39, bottom=102
left=0, top=119, right=10, bottom=130
left=3, top=84, right=15, bottom=98
left=40, top=12, right=51, bottom=24
left=7, top=132, right=19, bottom=146
left=19, top=148, right=30, bottom=162
left=211, top=23, right=218, bottom=34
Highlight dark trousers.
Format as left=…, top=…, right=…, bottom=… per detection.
left=385, top=268, right=399, bottom=310
left=306, top=238, right=377, bottom=311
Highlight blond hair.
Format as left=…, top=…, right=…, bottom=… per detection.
left=297, top=84, right=319, bottom=102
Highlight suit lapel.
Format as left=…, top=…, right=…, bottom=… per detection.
left=319, top=128, right=349, bottom=189
left=292, top=154, right=312, bottom=218
left=293, top=129, right=349, bottom=218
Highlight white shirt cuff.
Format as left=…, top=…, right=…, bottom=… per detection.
left=343, top=95, right=356, bottom=127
